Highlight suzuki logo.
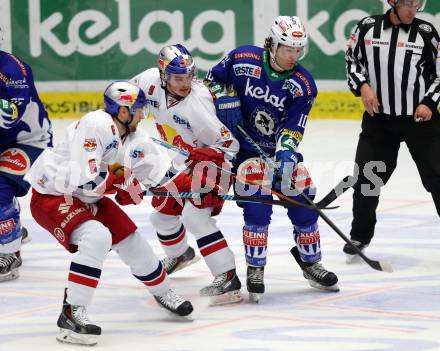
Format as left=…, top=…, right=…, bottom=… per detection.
left=58, top=203, right=71, bottom=214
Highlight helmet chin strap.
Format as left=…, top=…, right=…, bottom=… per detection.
left=114, top=114, right=133, bottom=143
left=269, top=49, right=286, bottom=72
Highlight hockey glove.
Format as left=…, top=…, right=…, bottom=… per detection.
left=152, top=170, right=224, bottom=209
left=186, top=147, right=225, bottom=169
left=0, top=99, right=20, bottom=129
left=214, top=95, right=243, bottom=136
left=274, top=149, right=303, bottom=192
left=113, top=173, right=144, bottom=206
left=190, top=185, right=224, bottom=209
left=104, top=163, right=126, bottom=194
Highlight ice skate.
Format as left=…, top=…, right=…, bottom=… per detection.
left=21, top=227, right=31, bottom=244
left=343, top=240, right=369, bottom=264
left=154, top=289, right=193, bottom=317
left=247, top=266, right=265, bottom=303
left=0, top=253, right=22, bottom=282
left=291, top=247, right=339, bottom=292
left=162, top=246, right=200, bottom=275
left=200, top=269, right=242, bottom=305
left=56, top=292, right=101, bottom=346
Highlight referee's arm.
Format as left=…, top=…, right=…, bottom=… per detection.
left=345, top=24, right=368, bottom=97
left=345, top=22, right=379, bottom=116
left=420, top=28, right=440, bottom=113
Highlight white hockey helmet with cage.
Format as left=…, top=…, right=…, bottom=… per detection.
left=387, top=0, right=427, bottom=12
left=157, top=44, right=196, bottom=88
left=266, top=16, right=308, bottom=61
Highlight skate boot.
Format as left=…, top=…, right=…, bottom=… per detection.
left=0, top=253, right=22, bottom=282
left=56, top=291, right=101, bottom=346
left=200, top=269, right=242, bottom=305
left=247, top=266, right=265, bottom=303
left=154, top=289, right=193, bottom=317
left=343, top=240, right=369, bottom=264
left=162, top=246, right=200, bottom=275
left=290, top=247, right=339, bottom=292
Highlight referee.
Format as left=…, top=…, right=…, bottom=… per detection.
left=344, top=0, right=440, bottom=262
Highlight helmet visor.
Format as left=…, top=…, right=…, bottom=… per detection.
left=397, top=0, right=427, bottom=11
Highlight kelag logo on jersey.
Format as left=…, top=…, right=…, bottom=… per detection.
left=245, top=79, right=286, bottom=112
left=233, top=64, right=261, bottom=78
left=282, top=79, right=303, bottom=97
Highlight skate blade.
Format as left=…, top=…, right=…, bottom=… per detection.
left=170, top=255, right=201, bottom=275
left=209, top=290, right=242, bottom=306
left=308, top=280, right=340, bottom=292
left=248, top=292, right=262, bottom=303
left=0, top=269, right=19, bottom=282
left=56, top=328, right=99, bottom=346
left=21, top=236, right=32, bottom=245
left=345, top=252, right=363, bottom=264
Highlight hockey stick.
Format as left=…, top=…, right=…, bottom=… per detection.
left=144, top=189, right=314, bottom=208
left=150, top=137, right=336, bottom=210
left=315, top=175, right=356, bottom=209
left=237, top=125, right=393, bottom=273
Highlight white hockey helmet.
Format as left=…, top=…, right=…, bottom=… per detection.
left=387, top=0, right=427, bottom=12
left=266, top=16, right=308, bottom=61
left=104, top=80, right=147, bottom=116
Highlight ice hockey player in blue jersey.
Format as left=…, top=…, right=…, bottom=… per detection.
left=0, top=46, right=52, bottom=282
left=205, top=16, right=339, bottom=302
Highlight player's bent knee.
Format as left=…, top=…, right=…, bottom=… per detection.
left=72, top=220, right=112, bottom=259
left=149, top=211, right=181, bottom=233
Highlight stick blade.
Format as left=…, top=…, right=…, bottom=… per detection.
left=379, top=260, right=393, bottom=273
left=367, top=258, right=393, bottom=273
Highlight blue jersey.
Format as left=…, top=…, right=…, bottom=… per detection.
left=0, top=51, right=52, bottom=150
left=207, top=45, right=317, bottom=156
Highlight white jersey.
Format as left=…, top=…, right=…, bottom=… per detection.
left=131, top=68, right=239, bottom=165
left=26, top=110, right=173, bottom=203
left=113, top=128, right=178, bottom=189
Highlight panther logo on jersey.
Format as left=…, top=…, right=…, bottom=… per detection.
left=253, top=107, right=275, bottom=136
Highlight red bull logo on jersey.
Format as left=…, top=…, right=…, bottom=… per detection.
left=83, top=138, right=97, bottom=152
left=220, top=126, right=230, bottom=139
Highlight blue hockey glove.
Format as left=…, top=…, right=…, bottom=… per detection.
left=274, top=149, right=303, bottom=191
left=214, top=95, right=243, bottom=136
left=0, top=99, right=19, bottom=129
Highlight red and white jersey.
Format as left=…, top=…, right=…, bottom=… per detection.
left=26, top=110, right=173, bottom=203
left=26, top=110, right=120, bottom=203
left=131, top=68, right=239, bottom=165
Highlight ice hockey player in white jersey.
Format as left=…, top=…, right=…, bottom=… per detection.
left=0, top=48, right=52, bottom=282
left=25, top=81, right=204, bottom=346
left=131, top=44, right=242, bottom=304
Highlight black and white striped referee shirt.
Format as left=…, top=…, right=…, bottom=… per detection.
left=346, top=9, right=440, bottom=117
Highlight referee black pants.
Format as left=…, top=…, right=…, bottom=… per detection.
left=350, top=112, right=440, bottom=244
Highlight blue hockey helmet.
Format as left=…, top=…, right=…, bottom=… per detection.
left=157, top=44, right=196, bottom=87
